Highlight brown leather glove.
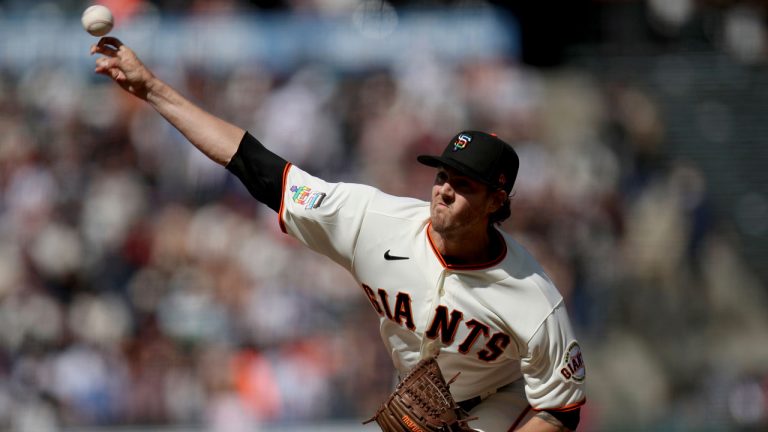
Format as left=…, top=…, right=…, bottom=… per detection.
left=364, top=357, right=476, bottom=431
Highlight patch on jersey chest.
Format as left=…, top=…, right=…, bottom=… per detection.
left=290, top=185, right=326, bottom=209
left=559, top=341, right=585, bottom=383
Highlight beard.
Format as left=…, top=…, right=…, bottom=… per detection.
left=429, top=202, right=475, bottom=238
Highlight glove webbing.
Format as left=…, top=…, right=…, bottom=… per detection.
left=364, top=357, right=478, bottom=431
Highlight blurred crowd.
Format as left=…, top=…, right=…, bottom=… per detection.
left=1, top=2, right=768, bottom=432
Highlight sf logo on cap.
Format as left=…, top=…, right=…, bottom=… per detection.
left=453, top=133, right=472, bottom=151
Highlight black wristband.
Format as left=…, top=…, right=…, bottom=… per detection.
left=545, top=407, right=580, bottom=430
left=226, top=132, right=288, bottom=212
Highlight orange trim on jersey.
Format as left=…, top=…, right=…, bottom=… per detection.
left=508, top=404, right=531, bottom=431
left=277, top=162, right=293, bottom=234
left=531, top=399, right=587, bottom=412
left=426, top=222, right=507, bottom=270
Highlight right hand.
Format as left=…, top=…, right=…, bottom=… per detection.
left=91, top=37, right=154, bottom=100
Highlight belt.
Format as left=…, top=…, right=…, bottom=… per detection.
left=457, top=382, right=515, bottom=413
left=457, top=395, right=483, bottom=413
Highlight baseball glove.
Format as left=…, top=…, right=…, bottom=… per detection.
left=364, top=357, right=476, bottom=432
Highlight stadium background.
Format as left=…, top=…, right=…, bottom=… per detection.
left=1, top=0, right=767, bottom=431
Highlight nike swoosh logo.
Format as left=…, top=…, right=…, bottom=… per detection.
left=384, top=250, right=409, bottom=261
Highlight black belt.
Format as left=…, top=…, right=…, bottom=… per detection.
left=457, top=381, right=516, bottom=413
left=457, top=395, right=483, bottom=413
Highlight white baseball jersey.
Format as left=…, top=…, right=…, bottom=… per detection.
left=278, top=165, right=586, bottom=428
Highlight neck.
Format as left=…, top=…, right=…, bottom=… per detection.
left=429, top=224, right=498, bottom=265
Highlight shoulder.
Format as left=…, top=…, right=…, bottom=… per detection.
left=287, top=166, right=427, bottom=209
left=367, top=189, right=430, bottom=220
left=464, top=232, right=565, bottom=342
left=284, top=165, right=430, bottom=226
left=498, top=231, right=563, bottom=308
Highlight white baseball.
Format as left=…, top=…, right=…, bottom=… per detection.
left=81, top=5, right=114, bottom=37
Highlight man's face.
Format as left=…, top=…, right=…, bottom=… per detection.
left=430, top=167, right=502, bottom=236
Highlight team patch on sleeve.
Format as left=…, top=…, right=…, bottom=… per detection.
left=559, top=341, right=585, bottom=383
left=290, top=185, right=327, bottom=209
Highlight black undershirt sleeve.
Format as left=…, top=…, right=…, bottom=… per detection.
left=545, top=407, right=580, bottom=430
left=225, top=132, right=288, bottom=213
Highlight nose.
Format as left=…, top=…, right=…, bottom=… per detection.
left=437, top=181, right=454, bottom=200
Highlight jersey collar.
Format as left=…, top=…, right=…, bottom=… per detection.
left=426, top=222, right=507, bottom=270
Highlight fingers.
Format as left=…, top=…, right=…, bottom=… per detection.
left=91, top=38, right=128, bottom=82
left=89, top=37, right=143, bottom=91
left=90, top=37, right=124, bottom=56
left=94, top=63, right=126, bottom=83
left=98, top=36, right=123, bottom=50
left=94, top=56, right=126, bottom=82
left=94, top=56, right=119, bottom=71
left=91, top=43, right=117, bottom=57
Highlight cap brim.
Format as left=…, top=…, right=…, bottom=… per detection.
left=416, top=155, right=493, bottom=187
left=416, top=155, right=444, bottom=168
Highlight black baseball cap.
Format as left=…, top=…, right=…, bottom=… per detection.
left=417, top=131, right=519, bottom=193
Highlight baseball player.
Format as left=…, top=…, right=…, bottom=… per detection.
left=91, top=37, right=586, bottom=431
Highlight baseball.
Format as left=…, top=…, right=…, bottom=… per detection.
left=81, top=5, right=114, bottom=37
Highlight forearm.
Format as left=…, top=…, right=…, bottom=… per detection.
left=145, top=76, right=244, bottom=166
left=145, top=77, right=288, bottom=212
left=514, top=412, right=572, bottom=432
left=91, top=38, right=243, bottom=166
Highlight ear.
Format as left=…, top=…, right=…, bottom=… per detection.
left=487, top=189, right=508, bottom=213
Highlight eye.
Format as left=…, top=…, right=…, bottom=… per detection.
left=435, top=171, right=448, bottom=185
left=452, top=179, right=470, bottom=191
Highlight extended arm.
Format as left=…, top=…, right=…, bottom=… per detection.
left=91, top=37, right=243, bottom=165
left=91, top=37, right=287, bottom=211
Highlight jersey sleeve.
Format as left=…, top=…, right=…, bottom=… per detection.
left=226, top=132, right=289, bottom=212
left=279, top=165, right=377, bottom=271
left=520, top=302, right=586, bottom=412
